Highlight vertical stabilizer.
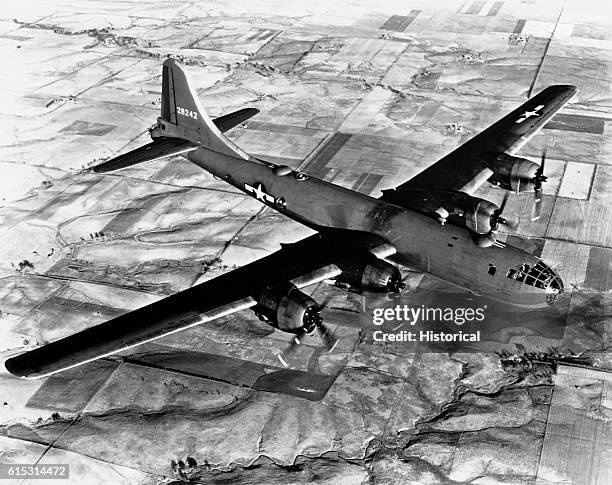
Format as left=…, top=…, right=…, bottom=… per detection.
left=155, top=58, right=250, bottom=160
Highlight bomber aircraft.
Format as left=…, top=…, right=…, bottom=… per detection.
left=6, top=59, right=576, bottom=378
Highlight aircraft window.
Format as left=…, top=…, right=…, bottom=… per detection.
left=516, top=264, right=530, bottom=282
left=448, top=243, right=453, bottom=247
left=161, top=123, right=166, bottom=129
left=534, top=279, right=547, bottom=289
left=488, top=264, right=496, bottom=276
left=506, top=266, right=526, bottom=282
left=528, top=264, right=542, bottom=275
left=507, top=261, right=559, bottom=290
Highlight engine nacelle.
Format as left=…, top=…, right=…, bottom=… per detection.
left=465, top=198, right=499, bottom=234
left=490, top=153, right=539, bottom=192
left=336, top=255, right=404, bottom=293
left=255, top=282, right=321, bottom=334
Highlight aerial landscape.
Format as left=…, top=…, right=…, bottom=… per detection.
left=0, top=0, right=610, bottom=484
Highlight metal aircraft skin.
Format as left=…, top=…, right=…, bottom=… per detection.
left=5, top=59, right=577, bottom=379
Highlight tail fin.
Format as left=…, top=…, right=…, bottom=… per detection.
left=154, top=58, right=250, bottom=160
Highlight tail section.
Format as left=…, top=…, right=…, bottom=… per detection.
left=153, top=58, right=250, bottom=160
left=92, top=59, right=257, bottom=174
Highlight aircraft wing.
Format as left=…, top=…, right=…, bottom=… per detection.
left=5, top=231, right=387, bottom=379
left=386, top=85, right=577, bottom=195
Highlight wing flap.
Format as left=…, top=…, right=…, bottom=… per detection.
left=290, top=264, right=342, bottom=288
left=459, top=167, right=494, bottom=195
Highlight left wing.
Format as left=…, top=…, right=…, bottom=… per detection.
left=385, top=85, right=577, bottom=195
left=4, top=231, right=388, bottom=379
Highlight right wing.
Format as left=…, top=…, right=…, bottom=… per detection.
left=5, top=231, right=388, bottom=379
left=386, top=85, right=577, bottom=196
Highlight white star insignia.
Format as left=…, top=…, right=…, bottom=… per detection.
left=252, top=183, right=266, bottom=201
left=245, top=182, right=275, bottom=204
left=515, top=104, right=545, bottom=124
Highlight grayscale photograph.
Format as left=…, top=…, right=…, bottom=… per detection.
left=0, top=0, right=610, bottom=483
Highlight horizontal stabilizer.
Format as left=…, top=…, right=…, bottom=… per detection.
left=92, top=107, right=259, bottom=173
left=213, top=107, right=259, bottom=132
left=93, top=137, right=197, bottom=173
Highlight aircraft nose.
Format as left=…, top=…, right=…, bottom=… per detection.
left=543, top=267, right=563, bottom=304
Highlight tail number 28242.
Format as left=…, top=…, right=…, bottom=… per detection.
left=177, top=106, right=198, bottom=119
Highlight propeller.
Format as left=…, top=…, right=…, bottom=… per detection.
left=490, top=192, right=519, bottom=233
left=309, top=296, right=339, bottom=352
left=385, top=266, right=411, bottom=300
left=277, top=296, right=338, bottom=367
left=531, top=149, right=548, bottom=221
left=388, top=277, right=407, bottom=294
left=476, top=192, right=519, bottom=248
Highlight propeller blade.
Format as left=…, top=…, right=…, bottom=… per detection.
left=278, top=329, right=307, bottom=367
left=531, top=194, right=542, bottom=221
left=499, top=215, right=520, bottom=231
left=316, top=295, right=335, bottom=312
left=534, top=186, right=543, bottom=203
left=533, top=148, right=548, bottom=191
left=491, top=192, right=519, bottom=233
left=498, top=191, right=510, bottom=214
left=530, top=148, right=548, bottom=221
left=316, top=323, right=338, bottom=352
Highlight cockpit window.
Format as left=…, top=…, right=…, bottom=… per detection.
left=488, top=264, right=496, bottom=276
left=506, top=261, right=564, bottom=297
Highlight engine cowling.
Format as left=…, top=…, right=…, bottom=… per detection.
left=336, top=255, right=404, bottom=293
left=490, top=153, right=539, bottom=192
left=254, top=282, right=321, bottom=334
left=464, top=198, right=500, bottom=234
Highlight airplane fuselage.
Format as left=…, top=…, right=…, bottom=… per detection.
left=4, top=59, right=574, bottom=381
left=188, top=147, right=563, bottom=308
